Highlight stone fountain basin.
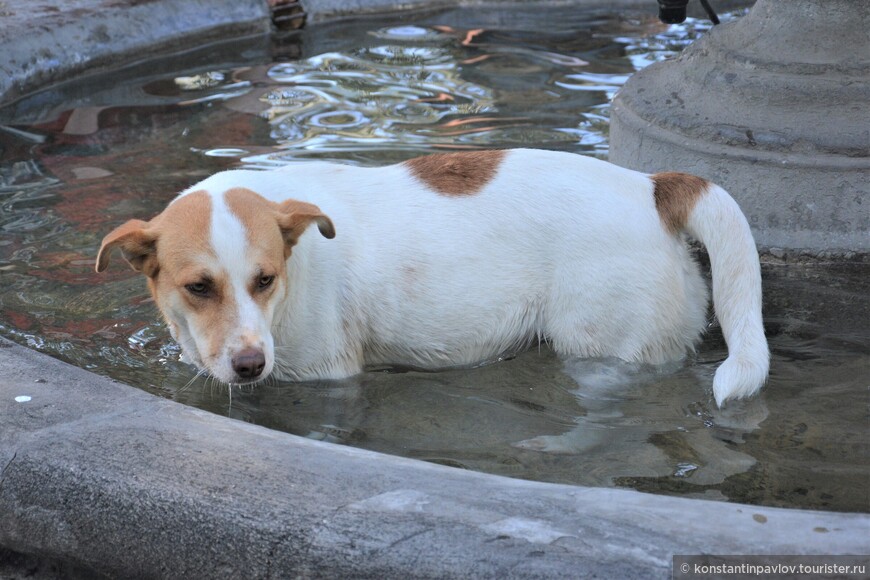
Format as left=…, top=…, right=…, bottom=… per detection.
left=0, top=0, right=866, bottom=577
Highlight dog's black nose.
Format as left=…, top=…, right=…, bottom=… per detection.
left=232, top=348, right=266, bottom=379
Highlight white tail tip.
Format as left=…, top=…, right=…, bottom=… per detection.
left=713, top=354, right=770, bottom=407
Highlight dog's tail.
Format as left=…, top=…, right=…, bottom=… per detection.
left=653, top=173, right=769, bottom=407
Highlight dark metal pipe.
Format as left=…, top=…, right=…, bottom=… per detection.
left=656, top=0, right=720, bottom=25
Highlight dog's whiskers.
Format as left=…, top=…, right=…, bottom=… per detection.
left=177, top=368, right=208, bottom=394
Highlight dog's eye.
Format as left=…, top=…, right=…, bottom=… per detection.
left=185, top=282, right=210, bottom=296
left=257, top=275, right=275, bottom=290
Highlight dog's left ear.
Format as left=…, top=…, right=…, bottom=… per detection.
left=275, top=200, right=335, bottom=255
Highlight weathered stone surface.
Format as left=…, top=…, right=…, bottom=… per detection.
left=0, top=0, right=270, bottom=107
left=610, top=0, right=870, bottom=254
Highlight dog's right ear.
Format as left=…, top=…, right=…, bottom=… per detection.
left=95, top=219, right=159, bottom=276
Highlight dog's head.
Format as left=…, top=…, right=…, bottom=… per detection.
left=96, top=187, right=334, bottom=384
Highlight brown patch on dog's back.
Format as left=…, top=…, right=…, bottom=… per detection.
left=650, top=172, right=709, bottom=234
left=404, top=150, right=506, bottom=196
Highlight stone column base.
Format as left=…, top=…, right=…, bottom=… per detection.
left=610, top=0, right=869, bottom=256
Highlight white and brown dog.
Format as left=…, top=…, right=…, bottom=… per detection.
left=96, top=149, right=768, bottom=406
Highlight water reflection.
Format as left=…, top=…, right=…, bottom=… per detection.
left=254, top=42, right=501, bottom=162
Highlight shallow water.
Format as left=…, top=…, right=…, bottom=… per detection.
left=1, top=6, right=867, bottom=513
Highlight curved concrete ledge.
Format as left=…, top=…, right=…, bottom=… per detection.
left=1, top=337, right=866, bottom=578
left=1, top=0, right=868, bottom=577
left=0, top=0, right=271, bottom=108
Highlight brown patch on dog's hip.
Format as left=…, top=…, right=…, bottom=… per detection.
left=650, top=171, right=710, bottom=234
